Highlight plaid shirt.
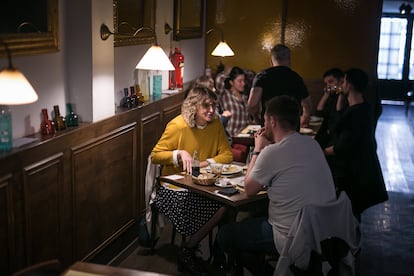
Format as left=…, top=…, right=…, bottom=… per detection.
left=219, top=89, right=250, bottom=136
left=215, top=72, right=228, bottom=96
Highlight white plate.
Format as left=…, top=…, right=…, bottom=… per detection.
left=310, top=116, right=322, bottom=123
left=215, top=178, right=234, bottom=188
left=300, top=127, right=314, bottom=134
left=222, top=164, right=243, bottom=175
left=228, top=176, right=245, bottom=187
left=204, top=164, right=242, bottom=175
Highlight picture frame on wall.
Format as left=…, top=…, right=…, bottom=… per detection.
left=113, top=0, right=156, bottom=47
left=173, top=0, right=204, bottom=40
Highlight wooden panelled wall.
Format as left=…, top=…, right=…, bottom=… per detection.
left=0, top=92, right=184, bottom=274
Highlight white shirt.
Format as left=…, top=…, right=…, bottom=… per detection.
left=250, top=132, right=337, bottom=252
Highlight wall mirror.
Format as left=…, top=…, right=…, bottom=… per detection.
left=113, top=0, right=156, bottom=47
left=0, top=0, right=59, bottom=57
left=173, top=0, right=204, bottom=40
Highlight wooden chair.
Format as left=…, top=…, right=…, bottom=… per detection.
left=274, top=193, right=361, bottom=276
left=289, top=237, right=356, bottom=276
left=12, top=259, right=62, bottom=276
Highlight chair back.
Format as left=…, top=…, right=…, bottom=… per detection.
left=274, top=192, right=361, bottom=276
left=144, top=155, right=162, bottom=233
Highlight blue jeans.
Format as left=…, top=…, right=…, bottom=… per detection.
left=215, top=216, right=278, bottom=274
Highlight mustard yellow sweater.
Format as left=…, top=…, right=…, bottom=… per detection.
left=151, top=115, right=233, bottom=175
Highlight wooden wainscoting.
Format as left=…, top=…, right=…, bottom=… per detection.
left=0, top=92, right=185, bottom=274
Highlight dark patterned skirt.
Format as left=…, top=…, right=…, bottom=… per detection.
left=155, top=185, right=222, bottom=236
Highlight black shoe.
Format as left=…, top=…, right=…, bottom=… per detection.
left=177, top=247, right=209, bottom=276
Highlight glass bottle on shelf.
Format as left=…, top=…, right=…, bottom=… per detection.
left=135, top=84, right=144, bottom=106
left=130, top=86, right=138, bottom=107
left=120, top=88, right=131, bottom=108
left=0, top=106, right=13, bottom=151
left=40, top=108, right=56, bottom=135
left=139, top=71, right=149, bottom=102
left=192, top=150, right=200, bottom=177
left=65, top=103, right=79, bottom=127
left=53, top=105, right=66, bottom=131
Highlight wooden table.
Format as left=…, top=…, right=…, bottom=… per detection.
left=63, top=261, right=170, bottom=275
left=231, top=120, right=323, bottom=145
left=159, top=173, right=267, bottom=208
left=231, top=124, right=259, bottom=146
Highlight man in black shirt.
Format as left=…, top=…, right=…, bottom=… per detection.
left=247, top=44, right=312, bottom=127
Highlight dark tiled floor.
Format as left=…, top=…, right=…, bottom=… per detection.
left=359, top=104, right=414, bottom=276
left=119, top=104, right=414, bottom=275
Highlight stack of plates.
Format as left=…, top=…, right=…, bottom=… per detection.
left=300, top=127, right=314, bottom=135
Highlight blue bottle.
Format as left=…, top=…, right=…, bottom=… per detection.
left=0, top=106, right=12, bottom=151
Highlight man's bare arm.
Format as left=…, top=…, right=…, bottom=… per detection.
left=248, top=87, right=263, bottom=123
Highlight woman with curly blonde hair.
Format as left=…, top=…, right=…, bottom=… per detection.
left=151, top=86, right=232, bottom=275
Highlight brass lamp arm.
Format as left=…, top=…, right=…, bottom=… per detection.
left=206, top=27, right=225, bottom=42
left=0, top=40, right=13, bottom=69
left=100, top=24, right=157, bottom=45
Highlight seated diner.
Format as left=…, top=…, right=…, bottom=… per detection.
left=215, top=95, right=337, bottom=275
left=150, top=86, right=233, bottom=275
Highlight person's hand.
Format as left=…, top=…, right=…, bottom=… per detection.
left=222, top=110, right=232, bottom=119
left=254, top=127, right=271, bottom=151
left=178, top=150, right=192, bottom=174
left=324, top=146, right=334, bottom=156
left=300, top=114, right=310, bottom=128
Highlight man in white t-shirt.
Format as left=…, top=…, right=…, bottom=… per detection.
left=215, top=95, right=337, bottom=275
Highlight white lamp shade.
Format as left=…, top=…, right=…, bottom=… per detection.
left=211, top=41, right=235, bottom=57
left=136, top=45, right=175, bottom=71
left=0, top=68, right=38, bottom=105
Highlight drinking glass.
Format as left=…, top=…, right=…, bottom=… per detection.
left=210, top=163, right=223, bottom=182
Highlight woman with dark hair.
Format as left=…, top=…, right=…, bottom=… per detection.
left=324, top=68, right=388, bottom=220
left=151, top=86, right=233, bottom=275
left=219, top=66, right=250, bottom=136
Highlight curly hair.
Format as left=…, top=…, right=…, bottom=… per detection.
left=182, top=86, right=217, bottom=128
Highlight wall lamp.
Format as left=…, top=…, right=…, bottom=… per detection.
left=0, top=41, right=38, bottom=105
left=100, top=24, right=174, bottom=98
left=400, top=3, right=412, bottom=15
left=206, top=27, right=235, bottom=57
left=100, top=24, right=174, bottom=71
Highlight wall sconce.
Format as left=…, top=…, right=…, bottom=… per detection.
left=100, top=24, right=174, bottom=98
left=400, top=3, right=412, bottom=14
left=100, top=24, right=174, bottom=70
left=206, top=27, right=235, bottom=57
left=0, top=41, right=38, bottom=105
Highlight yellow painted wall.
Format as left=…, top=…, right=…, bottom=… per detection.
left=206, top=0, right=383, bottom=82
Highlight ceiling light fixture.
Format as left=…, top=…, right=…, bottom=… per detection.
left=206, top=27, right=235, bottom=57
left=400, top=3, right=412, bottom=14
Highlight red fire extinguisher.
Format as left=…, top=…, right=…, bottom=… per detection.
left=168, top=47, right=176, bottom=89
left=170, top=47, right=184, bottom=89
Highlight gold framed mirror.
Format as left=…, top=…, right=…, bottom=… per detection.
left=0, top=0, right=59, bottom=57
left=113, top=0, right=156, bottom=47
left=173, top=0, right=204, bottom=40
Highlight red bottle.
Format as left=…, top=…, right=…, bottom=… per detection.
left=40, top=108, right=56, bottom=135
left=171, top=47, right=184, bottom=88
